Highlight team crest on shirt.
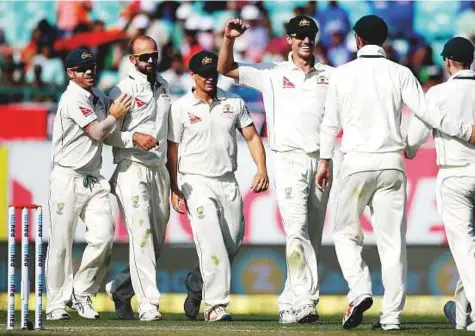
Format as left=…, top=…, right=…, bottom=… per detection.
left=135, top=97, right=146, bottom=107
left=188, top=113, right=202, bottom=124
left=79, top=106, right=93, bottom=117
left=284, top=187, right=292, bottom=199
left=197, top=206, right=205, bottom=219
left=223, top=104, right=233, bottom=114
left=316, top=75, right=329, bottom=84
left=282, top=76, right=295, bottom=88
left=132, top=195, right=140, bottom=208
left=56, top=202, right=64, bottom=215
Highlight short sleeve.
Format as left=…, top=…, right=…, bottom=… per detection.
left=236, top=98, right=253, bottom=129
left=237, top=62, right=274, bottom=92
left=108, top=85, right=123, bottom=102
left=65, top=101, right=98, bottom=128
left=168, top=102, right=183, bottom=143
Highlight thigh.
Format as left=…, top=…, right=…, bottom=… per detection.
left=151, top=166, right=171, bottom=227
left=219, top=179, right=244, bottom=258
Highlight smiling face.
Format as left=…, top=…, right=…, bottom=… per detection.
left=67, top=62, right=96, bottom=90
left=192, top=70, right=218, bottom=94
left=287, top=32, right=316, bottom=60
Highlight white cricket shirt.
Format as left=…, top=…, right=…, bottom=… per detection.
left=320, top=45, right=472, bottom=172
left=168, top=88, right=253, bottom=177
left=51, top=80, right=108, bottom=174
left=406, top=69, right=475, bottom=169
left=238, top=52, right=334, bottom=153
left=109, top=68, right=171, bottom=167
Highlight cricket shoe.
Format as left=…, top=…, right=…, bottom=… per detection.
left=342, top=294, right=373, bottom=329
left=105, top=281, right=135, bottom=320
left=279, top=309, right=297, bottom=324
left=205, top=305, right=232, bottom=322
left=372, top=319, right=400, bottom=331
left=46, top=308, right=70, bottom=321
left=140, top=310, right=163, bottom=321
left=184, top=271, right=202, bottom=320
left=444, top=300, right=468, bottom=330
left=295, top=304, right=319, bottom=323
left=69, top=294, right=99, bottom=319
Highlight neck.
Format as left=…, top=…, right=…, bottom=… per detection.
left=194, top=87, right=217, bottom=104
left=450, top=67, right=467, bottom=76
left=292, top=53, right=314, bottom=72
left=72, top=80, right=93, bottom=92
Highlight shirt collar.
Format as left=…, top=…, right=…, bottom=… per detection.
left=188, top=87, right=227, bottom=106
left=287, top=52, right=320, bottom=72
left=449, top=69, right=475, bottom=81
left=357, top=45, right=387, bottom=58
left=129, top=68, right=164, bottom=88
left=67, top=80, right=95, bottom=101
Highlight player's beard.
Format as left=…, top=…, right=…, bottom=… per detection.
left=138, top=61, right=156, bottom=76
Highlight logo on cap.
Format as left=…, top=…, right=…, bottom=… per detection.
left=298, top=19, right=311, bottom=27
left=81, top=52, right=92, bottom=60
left=202, top=56, right=213, bottom=65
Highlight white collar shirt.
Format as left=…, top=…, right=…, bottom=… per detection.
left=168, top=88, right=253, bottom=177
left=237, top=52, right=334, bottom=153
left=108, top=68, right=171, bottom=166
left=51, top=80, right=108, bottom=174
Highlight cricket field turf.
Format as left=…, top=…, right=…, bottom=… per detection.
left=0, top=312, right=466, bottom=335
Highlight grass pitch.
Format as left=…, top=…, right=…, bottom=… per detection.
left=0, top=311, right=464, bottom=335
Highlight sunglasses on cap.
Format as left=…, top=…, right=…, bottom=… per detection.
left=290, top=32, right=316, bottom=41
left=133, top=51, right=160, bottom=62
left=70, top=63, right=96, bottom=73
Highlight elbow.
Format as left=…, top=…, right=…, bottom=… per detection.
left=217, top=63, right=227, bottom=76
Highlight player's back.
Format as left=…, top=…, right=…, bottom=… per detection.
left=333, top=45, right=414, bottom=154
left=431, top=70, right=475, bottom=166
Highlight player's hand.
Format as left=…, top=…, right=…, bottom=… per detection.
left=171, top=189, right=186, bottom=214
left=250, top=170, right=269, bottom=193
left=109, top=93, right=133, bottom=119
left=469, top=125, right=475, bottom=144
left=316, top=159, right=332, bottom=192
left=133, top=132, right=158, bottom=151
left=224, top=19, right=249, bottom=40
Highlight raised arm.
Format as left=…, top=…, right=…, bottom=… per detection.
left=217, top=19, right=249, bottom=80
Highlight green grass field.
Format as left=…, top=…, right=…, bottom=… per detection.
left=0, top=312, right=465, bottom=335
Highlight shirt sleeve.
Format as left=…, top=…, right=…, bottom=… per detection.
left=108, top=85, right=122, bottom=102
left=236, top=98, right=253, bottom=129
left=405, top=115, right=432, bottom=159
left=168, top=102, right=183, bottom=143
left=320, top=74, right=341, bottom=159
left=65, top=100, right=98, bottom=128
left=237, top=62, right=274, bottom=92
left=401, top=69, right=472, bottom=141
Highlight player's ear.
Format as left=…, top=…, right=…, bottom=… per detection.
left=129, top=55, right=137, bottom=66
left=286, top=35, right=292, bottom=46
left=66, top=68, right=74, bottom=80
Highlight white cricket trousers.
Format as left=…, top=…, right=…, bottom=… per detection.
left=436, top=169, right=475, bottom=323
left=332, top=168, right=407, bottom=325
left=46, top=166, right=115, bottom=313
left=180, top=173, right=244, bottom=311
left=109, top=161, right=170, bottom=313
left=451, top=280, right=475, bottom=328
left=274, top=151, right=331, bottom=311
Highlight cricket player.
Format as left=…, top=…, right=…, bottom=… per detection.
left=104, top=35, right=171, bottom=321
left=405, top=36, right=475, bottom=331
left=316, top=17, right=475, bottom=331
left=46, top=48, right=133, bottom=320
left=168, top=51, right=268, bottom=322
left=216, top=16, right=333, bottom=324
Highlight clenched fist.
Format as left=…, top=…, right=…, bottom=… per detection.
left=133, top=132, right=158, bottom=151
left=110, top=93, right=133, bottom=119
left=224, top=19, right=249, bottom=40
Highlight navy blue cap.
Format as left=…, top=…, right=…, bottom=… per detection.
left=189, top=51, right=218, bottom=75
left=65, top=48, right=96, bottom=68
left=353, top=15, right=388, bottom=45
left=286, top=15, right=318, bottom=36
left=441, top=37, right=474, bottom=64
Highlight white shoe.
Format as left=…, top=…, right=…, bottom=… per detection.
left=382, top=323, right=400, bottom=331
left=279, top=309, right=297, bottom=324
left=46, top=308, right=70, bottom=320
left=467, top=321, right=475, bottom=331
left=69, top=294, right=99, bottom=319
left=205, top=305, right=232, bottom=322
left=295, top=304, right=319, bottom=323
left=139, top=310, right=163, bottom=321
left=343, top=294, right=373, bottom=329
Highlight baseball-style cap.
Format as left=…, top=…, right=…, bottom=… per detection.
left=441, top=36, right=475, bottom=64
left=189, top=51, right=218, bottom=76
left=353, top=15, right=388, bottom=45
left=286, top=15, right=318, bottom=36
left=65, top=48, right=96, bottom=68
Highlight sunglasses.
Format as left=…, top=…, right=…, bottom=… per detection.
left=291, top=33, right=316, bottom=41
left=71, top=63, right=96, bottom=73
left=133, top=51, right=160, bottom=62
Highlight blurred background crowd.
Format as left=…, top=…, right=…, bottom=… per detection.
left=0, top=0, right=474, bottom=107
